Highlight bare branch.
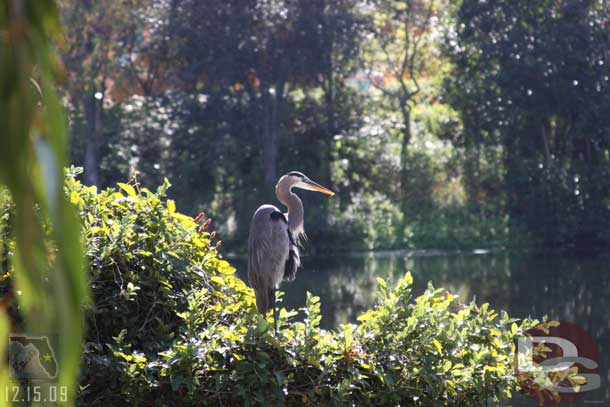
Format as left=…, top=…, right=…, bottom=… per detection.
left=369, top=0, right=434, bottom=104
left=380, top=40, right=401, bottom=79
left=407, top=0, right=434, bottom=96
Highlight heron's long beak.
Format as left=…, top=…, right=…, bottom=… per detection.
left=300, top=179, right=335, bottom=196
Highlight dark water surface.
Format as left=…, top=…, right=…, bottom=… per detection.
left=234, top=250, right=610, bottom=406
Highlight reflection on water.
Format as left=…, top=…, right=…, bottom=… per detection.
left=233, top=250, right=610, bottom=406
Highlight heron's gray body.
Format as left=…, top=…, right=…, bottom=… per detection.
left=248, top=205, right=290, bottom=290
left=247, top=172, right=332, bottom=324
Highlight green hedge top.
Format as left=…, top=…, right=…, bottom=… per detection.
left=1, top=169, right=536, bottom=406
left=65, top=167, right=234, bottom=355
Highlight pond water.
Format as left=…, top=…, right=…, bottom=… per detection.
left=234, top=250, right=610, bottom=406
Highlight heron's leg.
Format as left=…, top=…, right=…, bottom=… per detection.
left=272, top=287, right=278, bottom=334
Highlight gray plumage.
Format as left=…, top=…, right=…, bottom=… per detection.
left=248, top=204, right=295, bottom=314
left=247, top=172, right=334, bottom=330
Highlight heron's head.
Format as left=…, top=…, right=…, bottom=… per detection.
left=277, top=171, right=334, bottom=196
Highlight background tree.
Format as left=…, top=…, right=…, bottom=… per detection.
left=53, top=0, right=610, bottom=251
left=61, top=0, right=131, bottom=186
left=165, top=0, right=366, bottom=245
left=444, top=0, right=610, bottom=247
left=365, top=0, right=436, bottom=218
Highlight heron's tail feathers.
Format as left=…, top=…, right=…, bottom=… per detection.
left=283, top=246, right=300, bottom=282
left=254, top=286, right=275, bottom=315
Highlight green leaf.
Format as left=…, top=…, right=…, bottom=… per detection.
left=357, top=311, right=373, bottom=322
left=211, top=276, right=224, bottom=285
left=117, top=182, right=136, bottom=197
left=167, top=199, right=176, bottom=214
left=432, top=339, right=443, bottom=354
left=256, top=319, right=269, bottom=334
left=404, top=271, right=413, bottom=285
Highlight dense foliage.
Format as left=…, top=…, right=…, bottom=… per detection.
left=56, top=0, right=610, bottom=252
left=444, top=0, right=610, bottom=248
left=0, top=173, right=537, bottom=405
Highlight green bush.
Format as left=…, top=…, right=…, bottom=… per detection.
left=0, top=170, right=536, bottom=406
left=327, top=191, right=406, bottom=252
left=408, top=208, right=534, bottom=251
left=326, top=197, right=532, bottom=252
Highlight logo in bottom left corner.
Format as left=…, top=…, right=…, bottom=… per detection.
left=8, top=335, right=58, bottom=380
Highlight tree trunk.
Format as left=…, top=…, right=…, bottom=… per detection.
left=84, top=89, right=103, bottom=187
left=325, top=65, right=336, bottom=141
left=399, top=102, right=411, bottom=218
left=472, top=112, right=482, bottom=213
left=260, top=78, right=285, bottom=188
left=320, top=54, right=335, bottom=230
left=540, top=119, right=552, bottom=165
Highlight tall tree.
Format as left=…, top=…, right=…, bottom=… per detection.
left=445, top=0, right=610, bottom=247
left=175, top=0, right=356, bottom=188
left=366, top=0, right=436, bottom=217
left=306, top=0, right=366, bottom=230
left=61, top=0, right=167, bottom=187
left=61, top=0, right=125, bottom=186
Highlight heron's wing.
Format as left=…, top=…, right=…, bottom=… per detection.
left=283, top=229, right=300, bottom=282
left=248, top=205, right=290, bottom=293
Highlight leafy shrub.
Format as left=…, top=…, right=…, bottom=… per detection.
left=115, top=274, right=535, bottom=406
left=0, top=171, right=536, bottom=406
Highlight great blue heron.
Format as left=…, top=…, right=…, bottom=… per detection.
left=248, top=171, right=334, bottom=331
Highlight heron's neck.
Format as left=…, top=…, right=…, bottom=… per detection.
left=276, top=184, right=304, bottom=238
